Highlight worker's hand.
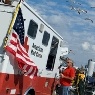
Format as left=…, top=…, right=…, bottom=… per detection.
left=60, top=73, right=65, bottom=78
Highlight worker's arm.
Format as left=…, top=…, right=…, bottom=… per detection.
left=60, top=68, right=75, bottom=81
left=60, top=73, right=74, bottom=81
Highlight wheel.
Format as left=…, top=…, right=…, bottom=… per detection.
left=26, top=89, right=35, bottom=95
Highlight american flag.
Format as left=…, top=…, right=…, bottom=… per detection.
left=5, top=8, right=38, bottom=78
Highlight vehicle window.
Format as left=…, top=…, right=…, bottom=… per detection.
left=46, top=36, right=59, bottom=70
left=42, top=31, right=50, bottom=46
left=27, top=20, right=38, bottom=39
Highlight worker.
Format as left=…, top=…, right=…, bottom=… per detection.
left=59, top=58, right=75, bottom=95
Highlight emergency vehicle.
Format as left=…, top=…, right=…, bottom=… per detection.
left=0, top=0, right=68, bottom=95
left=85, top=59, right=95, bottom=95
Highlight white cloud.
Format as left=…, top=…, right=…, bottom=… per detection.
left=87, top=0, right=95, bottom=7
left=92, top=45, right=95, bottom=51
left=82, top=42, right=90, bottom=50
left=45, top=1, right=57, bottom=6
left=87, top=36, right=95, bottom=43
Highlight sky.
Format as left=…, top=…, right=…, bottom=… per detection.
left=26, top=0, right=95, bottom=67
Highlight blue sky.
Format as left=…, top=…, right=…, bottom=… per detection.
left=26, top=0, right=95, bottom=67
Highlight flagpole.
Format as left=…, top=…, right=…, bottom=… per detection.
left=3, top=0, right=22, bottom=48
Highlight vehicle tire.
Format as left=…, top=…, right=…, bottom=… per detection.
left=26, top=89, right=35, bottom=95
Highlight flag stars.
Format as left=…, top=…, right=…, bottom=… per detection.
left=13, top=8, right=25, bottom=45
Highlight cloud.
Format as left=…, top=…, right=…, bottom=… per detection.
left=82, top=42, right=90, bottom=50
left=92, top=45, right=95, bottom=51
left=87, top=0, right=95, bottom=7
left=45, top=1, right=57, bottom=6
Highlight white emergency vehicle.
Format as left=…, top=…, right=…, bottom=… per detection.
left=84, top=59, right=95, bottom=95
left=0, top=0, right=68, bottom=95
